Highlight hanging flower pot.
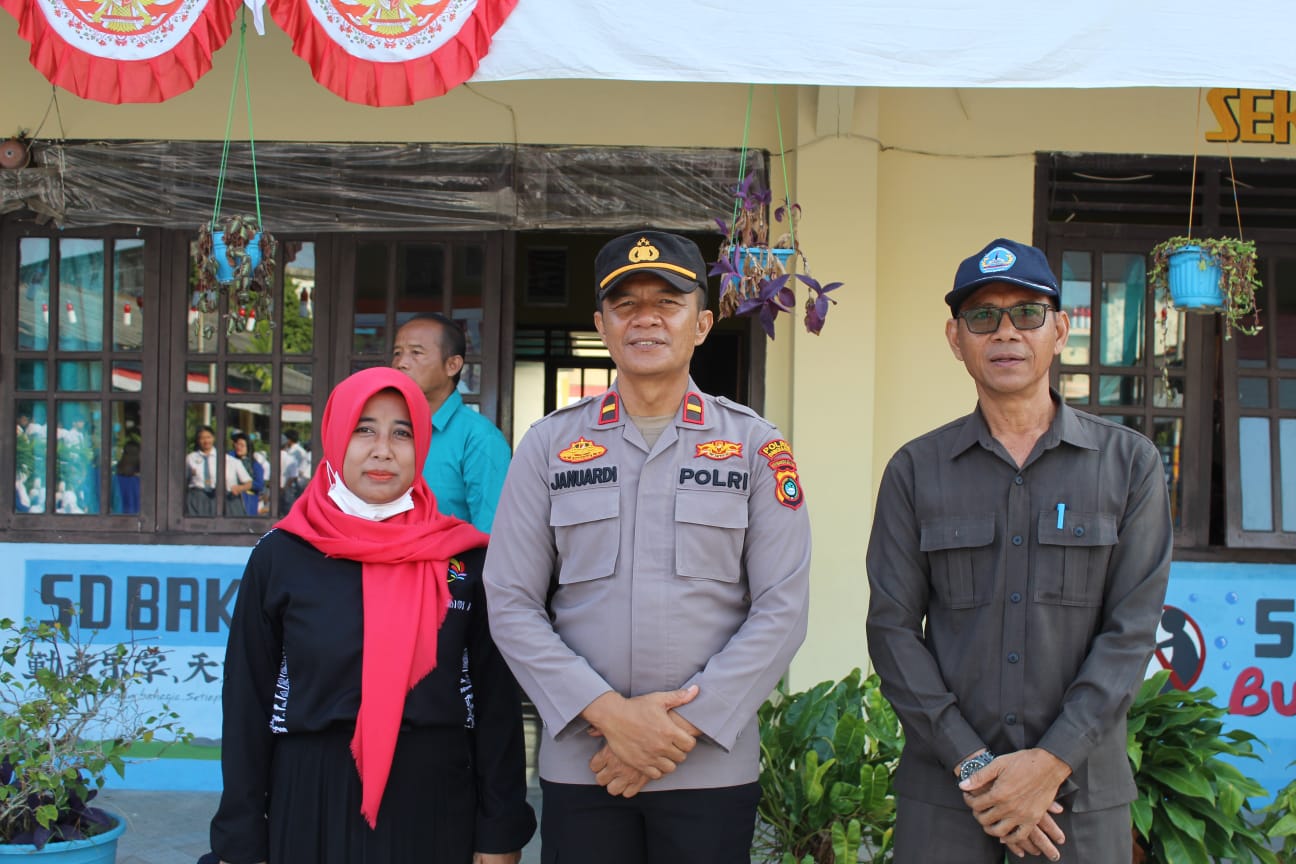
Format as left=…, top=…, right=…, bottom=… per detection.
left=212, top=230, right=264, bottom=284
left=736, top=246, right=796, bottom=273
left=1165, top=245, right=1224, bottom=311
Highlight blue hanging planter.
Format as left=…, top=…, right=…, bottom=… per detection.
left=1166, top=245, right=1224, bottom=311
left=737, top=246, right=796, bottom=273
left=211, top=231, right=263, bottom=284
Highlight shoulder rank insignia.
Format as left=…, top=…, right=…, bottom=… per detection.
left=598, top=392, right=620, bottom=425
left=559, top=437, right=608, bottom=464
left=683, top=392, right=704, bottom=425
left=760, top=438, right=804, bottom=510
left=695, top=440, right=743, bottom=460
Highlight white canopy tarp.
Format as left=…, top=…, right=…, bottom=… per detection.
left=473, top=0, right=1296, bottom=89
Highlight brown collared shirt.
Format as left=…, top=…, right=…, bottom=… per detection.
left=866, top=396, right=1172, bottom=811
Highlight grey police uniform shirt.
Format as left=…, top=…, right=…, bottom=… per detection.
left=484, top=380, right=812, bottom=790
left=865, top=395, right=1173, bottom=812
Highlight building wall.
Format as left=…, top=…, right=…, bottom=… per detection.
left=5, top=19, right=1296, bottom=692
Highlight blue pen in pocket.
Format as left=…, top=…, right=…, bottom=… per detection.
left=1056, top=502, right=1066, bottom=530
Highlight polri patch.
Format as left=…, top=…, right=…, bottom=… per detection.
left=558, top=437, right=608, bottom=463
left=760, top=438, right=804, bottom=510
left=696, top=440, right=743, bottom=460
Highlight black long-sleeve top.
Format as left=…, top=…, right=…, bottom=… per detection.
left=210, top=529, right=535, bottom=863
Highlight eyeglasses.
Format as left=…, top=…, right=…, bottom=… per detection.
left=957, top=302, right=1053, bottom=334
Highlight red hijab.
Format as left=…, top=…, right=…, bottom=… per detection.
left=276, top=367, right=487, bottom=828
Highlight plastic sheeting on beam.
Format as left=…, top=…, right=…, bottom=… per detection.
left=1, top=140, right=768, bottom=233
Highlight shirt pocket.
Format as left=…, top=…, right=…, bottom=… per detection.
left=549, top=488, right=620, bottom=585
left=674, top=489, right=748, bottom=583
left=1034, top=511, right=1118, bottom=606
left=920, top=516, right=996, bottom=610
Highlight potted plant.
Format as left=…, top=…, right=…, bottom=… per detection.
left=0, top=615, right=189, bottom=859
left=710, top=172, right=843, bottom=340
left=1126, top=670, right=1276, bottom=864
left=753, top=668, right=901, bottom=864
left=192, top=213, right=278, bottom=338
left=1147, top=235, right=1262, bottom=338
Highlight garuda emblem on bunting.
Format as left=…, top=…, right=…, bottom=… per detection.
left=1, top=0, right=238, bottom=102
left=268, top=0, right=517, bottom=105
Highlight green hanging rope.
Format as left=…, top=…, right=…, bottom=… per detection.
left=773, top=85, right=795, bottom=254
left=212, top=8, right=263, bottom=227
left=728, top=84, right=756, bottom=249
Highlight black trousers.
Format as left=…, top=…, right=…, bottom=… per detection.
left=539, top=780, right=760, bottom=864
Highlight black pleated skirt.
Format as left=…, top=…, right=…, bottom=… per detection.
left=268, top=726, right=475, bottom=864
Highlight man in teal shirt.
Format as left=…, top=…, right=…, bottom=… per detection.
left=393, top=313, right=512, bottom=531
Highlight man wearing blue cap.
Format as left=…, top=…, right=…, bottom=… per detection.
left=866, top=239, right=1172, bottom=862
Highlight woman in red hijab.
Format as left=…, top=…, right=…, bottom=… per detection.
left=207, top=367, right=535, bottom=864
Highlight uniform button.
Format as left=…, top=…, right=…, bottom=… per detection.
left=1074, top=526, right=1085, bottom=537
left=1012, top=535, right=1023, bottom=546
left=1014, top=475, right=1024, bottom=486
left=1005, top=713, right=1017, bottom=726
left=1007, top=652, right=1020, bottom=663
left=1010, top=592, right=1022, bottom=603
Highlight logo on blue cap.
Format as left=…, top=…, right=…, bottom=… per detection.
left=979, top=247, right=1017, bottom=274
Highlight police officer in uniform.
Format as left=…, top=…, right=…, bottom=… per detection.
left=484, top=230, right=812, bottom=864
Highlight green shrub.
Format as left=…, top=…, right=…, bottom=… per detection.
left=1127, top=670, right=1276, bottom=864
left=754, top=668, right=901, bottom=864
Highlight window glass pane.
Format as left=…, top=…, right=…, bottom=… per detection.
left=1235, top=328, right=1268, bottom=369
left=19, top=237, right=51, bottom=351
left=1059, top=251, right=1091, bottom=366
left=1238, top=377, right=1269, bottom=409
left=1281, top=419, right=1296, bottom=532
left=1151, top=417, right=1185, bottom=532
left=1098, top=375, right=1143, bottom=407
left=1154, top=283, right=1186, bottom=374
left=17, top=360, right=47, bottom=391
left=112, top=360, right=142, bottom=393
left=112, top=239, right=145, bottom=352
left=279, top=406, right=314, bottom=515
left=1059, top=372, right=1089, bottom=405
left=227, top=362, right=272, bottom=394
left=283, top=241, right=315, bottom=355
left=184, top=404, right=218, bottom=517
left=458, top=362, right=482, bottom=396
left=1152, top=376, right=1184, bottom=409
left=187, top=301, right=218, bottom=353
left=1099, top=253, right=1145, bottom=367
left=282, top=363, right=313, bottom=395
left=15, top=400, right=49, bottom=514
left=187, top=363, right=218, bottom=393
left=227, top=405, right=271, bottom=517
left=56, top=360, right=102, bottom=392
left=1277, top=260, right=1296, bottom=370
left=1239, top=416, right=1273, bottom=531
left=1280, top=379, right=1296, bottom=410
left=354, top=242, right=390, bottom=354
left=55, top=401, right=100, bottom=515
left=397, top=243, right=445, bottom=309
left=111, top=401, right=143, bottom=515
left=556, top=367, right=612, bottom=408
left=227, top=308, right=269, bottom=353
left=58, top=239, right=105, bottom=352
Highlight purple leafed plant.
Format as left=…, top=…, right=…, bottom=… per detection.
left=712, top=171, right=844, bottom=338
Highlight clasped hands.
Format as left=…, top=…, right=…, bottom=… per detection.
left=958, top=748, right=1072, bottom=861
left=581, top=685, right=702, bottom=798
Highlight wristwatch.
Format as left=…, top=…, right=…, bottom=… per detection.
left=957, top=750, right=995, bottom=781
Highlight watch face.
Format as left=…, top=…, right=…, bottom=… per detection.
left=960, top=754, right=992, bottom=780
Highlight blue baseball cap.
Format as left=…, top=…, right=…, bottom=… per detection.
left=945, top=238, right=1060, bottom=316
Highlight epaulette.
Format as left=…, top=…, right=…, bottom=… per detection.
left=715, top=395, right=764, bottom=421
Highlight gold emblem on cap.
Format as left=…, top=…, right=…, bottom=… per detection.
left=628, top=237, right=661, bottom=264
